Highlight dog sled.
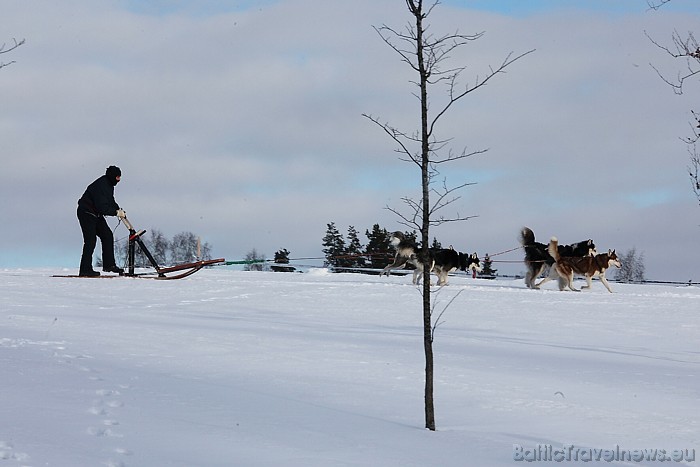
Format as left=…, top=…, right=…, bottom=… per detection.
left=54, top=216, right=224, bottom=280
left=119, top=216, right=224, bottom=279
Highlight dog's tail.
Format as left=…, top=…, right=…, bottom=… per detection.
left=548, top=237, right=560, bottom=262
left=520, top=227, right=535, bottom=246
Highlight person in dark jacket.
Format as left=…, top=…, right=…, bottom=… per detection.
left=77, top=166, right=126, bottom=276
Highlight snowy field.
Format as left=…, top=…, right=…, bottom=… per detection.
left=0, top=268, right=698, bottom=467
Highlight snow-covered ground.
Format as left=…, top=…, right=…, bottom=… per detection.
left=0, top=268, right=698, bottom=467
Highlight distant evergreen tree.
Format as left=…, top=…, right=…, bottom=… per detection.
left=274, top=248, right=291, bottom=264
left=271, top=248, right=296, bottom=272
left=364, top=224, right=392, bottom=269
left=430, top=237, right=441, bottom=249
left=479, top=253, right=497, bottom=278
left=404, top=230, right=419, bottom=247
left=346, top=226, right=366, bottom=268
left=322, top=222, right=347, bottom=267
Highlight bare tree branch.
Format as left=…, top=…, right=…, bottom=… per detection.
left=646, top=0, right=672, bottom=11
left=385, top=179, right=479, bottom=233
left=688, top=144, right=700, bottom=206
left=432, top=146, right=489, bottom=164
left=683, top=110, right=700, bottom=145
left=361, top=113, right=422, bottom=166
left=646, top=30, right=700, bottom=95
left=646, top=2, right=700, bottom=206
left=431, top=288, right=464, bottom=341
left=429, top=49, right=534, bottom=137
left=0, top=38, right=26, bottom=70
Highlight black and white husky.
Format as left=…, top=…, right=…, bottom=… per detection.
left=519, top=227, right=596, bottom=289
left=380, top=232, right=418, bottom=276
left=381, top=232, right=481, bottom=286
left=413, top=248, right=482, bottom=286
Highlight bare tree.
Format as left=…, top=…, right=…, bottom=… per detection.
left=134, top=234, right=153, bottom=268
left=199, top=240, right=213, bottom=262
left=363, top=0, right=532, bottom=431
left=170, top=231, right=198, bottom=264
left=646, top=2, right=700, bottom=206
left=244, top=248, right=266, bottom=271
left=614, top=247, right=646, bottom=283
left=149, top=229, right=170, bottom=266
left=0, top=38, right=25, bottom=70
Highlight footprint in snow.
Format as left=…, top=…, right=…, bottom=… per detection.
left=104, top=459, right=126, bottom=467
left=87, top=426, right=121, bottom=438
left=89, top=388, right=126, bottom=437
left=54, top=345, right=133, bottom=465
left=0, top=440, right=29, bottom=462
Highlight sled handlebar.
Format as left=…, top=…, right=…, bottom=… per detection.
left=121, top=215, right=135, bottom=231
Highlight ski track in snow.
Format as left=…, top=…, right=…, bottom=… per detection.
left=0, top=268, right=698, bottom=466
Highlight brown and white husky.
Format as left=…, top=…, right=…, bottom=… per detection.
left=536, top=237, right=622, bottom=293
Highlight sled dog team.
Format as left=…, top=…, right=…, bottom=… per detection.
left=382, top=227, right=621, bottom=293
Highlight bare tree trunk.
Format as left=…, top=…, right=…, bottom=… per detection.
left=411, top=0, right=436, bottom=431
left=365, top=0, right=532, bottom=432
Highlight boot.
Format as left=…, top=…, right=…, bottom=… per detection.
left=103, top=265, right=124, bottom=275
left=79, top=269, right=101, bottom=277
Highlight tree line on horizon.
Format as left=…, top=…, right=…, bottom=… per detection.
left=322, top=222, right=425, bottom=269
left=320, top=222, right=497, bottom=277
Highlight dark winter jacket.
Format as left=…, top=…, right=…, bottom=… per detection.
left=77, top=175, right=120, bottom=216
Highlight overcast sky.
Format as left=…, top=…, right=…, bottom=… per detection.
left=2, top=0, right=699, bottom=282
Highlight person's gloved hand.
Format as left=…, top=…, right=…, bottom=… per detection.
left=116, top=209, right=127, bottom=219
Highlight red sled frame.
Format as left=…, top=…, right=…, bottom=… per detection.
left=122, top=217, right=224, bottom=279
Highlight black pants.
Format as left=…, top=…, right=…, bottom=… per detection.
left=77, top=208, right=116, bottom=272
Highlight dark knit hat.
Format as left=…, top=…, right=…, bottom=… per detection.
left=106, top=165, right=121, bottom=185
